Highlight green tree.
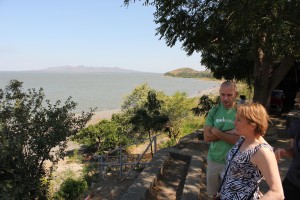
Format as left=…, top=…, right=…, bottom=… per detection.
left=74, top=119, right=126, bottom=154
left=74, top=112, right=137, bottom=155
left=111, top=112, right=136, bottom=144
left=0, top=80, right=94, bottom=199
left=121, top=82, right=165, bottom=138
left=121, top=82, right=152, bottom=114
left=162, top=92, right=195, bottom=142
left=192, top=95, right=218, bottom=117
left=124, top=0, right=300, bottom=107
left=129, top=90, right=169, bottom=155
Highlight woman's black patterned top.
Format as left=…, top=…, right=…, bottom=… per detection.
left=219, top=137, right=273, bottom=200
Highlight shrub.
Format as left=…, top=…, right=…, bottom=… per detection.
left=54, top=178, right=88, bottom=200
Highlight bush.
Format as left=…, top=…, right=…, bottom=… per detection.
left=236, top=81, right=253, bottom=102
left=181, top=116, right=205, bottom=136
left=54, top=178, right=88, bottom=200
left=159, top=138, right=177, bottom=148
left=0, top=80, right=94, bottom=198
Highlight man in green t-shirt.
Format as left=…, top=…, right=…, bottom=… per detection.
left=204, top=80, right=240, bottom=199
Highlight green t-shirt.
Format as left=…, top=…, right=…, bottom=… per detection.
left=205, top=104, right=236, bottom=163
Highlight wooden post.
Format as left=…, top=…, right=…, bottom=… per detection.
left=98, top=155, right=104, bottom=180
left=154, top=136, right=157, bottom=153
left=119, top=145, right=123, bottom=178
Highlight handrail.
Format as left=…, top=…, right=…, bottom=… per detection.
left=120, top=136, right=156, bottom=181
left=98, top=135, right=158, bottom=180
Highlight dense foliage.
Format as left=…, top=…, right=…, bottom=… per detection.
left=53, top=178, right=88, bottom=200
left=0, top=80, right=94, bottom=199
left=122, top=83, right=199, bottom=143
left=129, top=90, right=169, bottom=155
left=121, top=83, right=168, bottom=139
left=161, top=92, right=195, bottom=142
left=129, top=90, right=168, bottom=134
left=124, top=0, right=300, bottom=107
left=74, top=120, right=119, bottom=153
left=192, top=95, right=218, bottom=117
left=121, top=83, right=153, bottom=113
left=164, top=68, right=214, bottom=79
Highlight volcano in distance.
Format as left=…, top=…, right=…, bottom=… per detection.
left=37, top=65, right=142, bottom=73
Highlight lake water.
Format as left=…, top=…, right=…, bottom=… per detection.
left=0, top=72, right=219, bottom=113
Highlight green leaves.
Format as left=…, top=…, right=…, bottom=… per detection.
left=125, top=0, right=300, bottom=106
left=192, top=95, right=218, bottom=117
left=74, top=119, right=120, bottom=154
left=0, top=80, right=94, bottom=199
left=54, top=178, right=88, bottom=200
left=129, top=90, right=169, bottom=135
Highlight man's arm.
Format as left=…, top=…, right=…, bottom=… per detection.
left=203, top=125, right=221, bottom=142
left=210, top=127, right=240, bottom=144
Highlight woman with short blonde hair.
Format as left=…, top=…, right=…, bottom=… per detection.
left=217, top=103, right=284, bottom=199
left=236, top=103, right=269, bottom=136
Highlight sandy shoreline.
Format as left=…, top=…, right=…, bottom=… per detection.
left=85, top=84, right=220, bottom=126
left=86, top=109, right=122, bottom=126
left=191, top=84, right=220, bottom=97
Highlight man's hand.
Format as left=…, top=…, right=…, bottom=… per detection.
left=275, top=146, right=294, bottom=161
left=211, top=127, right=239, bottom=145
left=274, top=148, right=285, bottom=161
left=203, top=125, right=221, bottom=142
left=225, top=129, right=238, bottom=135
left=211, top=127, right=237, bottom=135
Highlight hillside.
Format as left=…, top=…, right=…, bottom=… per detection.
left=164, top=67, right=213, bottom=79
left=37, top=65, right=141, bottom=73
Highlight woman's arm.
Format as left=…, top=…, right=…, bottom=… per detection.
left=251, top=147, right=284, bottom=200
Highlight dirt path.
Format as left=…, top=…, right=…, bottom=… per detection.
left=85, top=174, right=138, bottom=200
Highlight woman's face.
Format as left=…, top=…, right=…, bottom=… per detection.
left=234, top=114, right=254, bottom=135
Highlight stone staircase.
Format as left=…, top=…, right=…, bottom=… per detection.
left=120, top=130, right=209, bottom=200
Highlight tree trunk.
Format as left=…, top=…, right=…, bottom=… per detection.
left=148, top=131, right=154, bottom=158
left=253, top=50, right=295, bottom=109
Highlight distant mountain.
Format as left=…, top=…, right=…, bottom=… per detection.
left=38, top=65, right=141, bottom=73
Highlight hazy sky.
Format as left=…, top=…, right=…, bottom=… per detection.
left=0, top=0, right=206, bottom=73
